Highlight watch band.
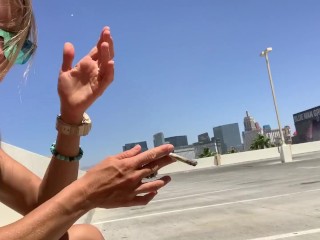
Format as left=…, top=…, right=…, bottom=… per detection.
left=56, top=112, right=92, bottom=136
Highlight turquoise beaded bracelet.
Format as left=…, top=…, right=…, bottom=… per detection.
left=50, top=143, right=83, bottom=161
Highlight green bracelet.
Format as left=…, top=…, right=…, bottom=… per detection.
left=50, top=143, right=83, bottom=161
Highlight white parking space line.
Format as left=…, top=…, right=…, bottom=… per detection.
left=248, top=228, right=320, bottom=239
left=92, top=188, right=320, bottom=225
left=297, top=166, right=320, bottom=169
left=152, top=187, right=246, bottom=203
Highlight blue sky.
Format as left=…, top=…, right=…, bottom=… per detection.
left=1, top=0, right=320, bottom=168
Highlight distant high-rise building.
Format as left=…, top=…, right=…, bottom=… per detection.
left=243, top=111, right=262, bottom=151
left=213, top=123, right=242, bottom=154
left=263, top=125, right=272, bottom=133
left=198, top=132, right=210, bottom=143
left=165, top=136, right=188, bottom=148
left=193, top=142, right=217, bottom=158
left=173, top=145, right=196, bottom=160
left=293, top=105, right=320, bottom=144
left=123, top=141, right=148, bottom=152
left=243, top=130, right=261, bottom=150
left=255, top=122, right=261, bottom=131
left=153, top=132, right=165, bottom=147
left=244, top=111, right=256, bottom=131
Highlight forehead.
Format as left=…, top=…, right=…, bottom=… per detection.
left=0, top=0, right=24, bottom=32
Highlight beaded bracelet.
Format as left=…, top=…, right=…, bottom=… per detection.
left=50, top=143, right=83, bottom=161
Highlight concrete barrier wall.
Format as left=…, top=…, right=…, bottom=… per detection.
left=291, top=140, right=320, bottom=155
left=1, top=142, right=51, bottom=178
left=219, top=147, right=280, bottom=166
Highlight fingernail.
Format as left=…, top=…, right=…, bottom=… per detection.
left=167, top=144, right=174, bottom=152
left=134, top=144, right=141, bottom=150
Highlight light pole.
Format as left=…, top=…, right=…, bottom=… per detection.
left=260, top=47, right=292, bottom=163
left=214, top=138, right=221, bottom=166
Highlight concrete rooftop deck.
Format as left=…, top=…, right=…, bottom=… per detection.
left=93, top=151, right=320, bottom=239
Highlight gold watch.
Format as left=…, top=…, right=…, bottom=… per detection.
left=56, top=112, right=92, bottom=136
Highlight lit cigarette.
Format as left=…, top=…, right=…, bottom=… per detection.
left=169, top=153, right=198, bottom=166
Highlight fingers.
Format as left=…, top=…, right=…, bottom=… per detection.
left=98, top=42, right=115, bottom=88
left=61, top=42, right=75, bottom=72
left=102, top=27, right=114, bottom=59
left=131, top=144, right=174, bottom=168
left=91, top=27, right=115, bottom=92
left=100, top=26, right=114, bottom=59
left=138, top=155, right=175, bottom=179
left=128, top=192, right=158, bottom=206
left=135, top=176, right=171, bottom=195
left=114, top=144, right=142, bottom=160
left=90, top=26, right=114, bottom=61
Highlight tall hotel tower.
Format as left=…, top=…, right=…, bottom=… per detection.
left=153, top=132, right=165, bottom=147
left=242, top=111, right=262, bottom=151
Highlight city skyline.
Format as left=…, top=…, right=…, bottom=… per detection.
left=122, top=107, right=300, bottom=154
left=122, top=111, right=283, bottom=152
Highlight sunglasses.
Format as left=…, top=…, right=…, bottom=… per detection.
left=0, top=29, right=35, bottom=64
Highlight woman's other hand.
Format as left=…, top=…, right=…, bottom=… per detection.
left=58, top=26, right=114, bottom=123
left=80, top=144, right=176, bottom=209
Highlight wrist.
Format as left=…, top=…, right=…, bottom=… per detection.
left=56, top=180, right=94, bottom=216
left=75, top=177, right=97, bottom=211
left=59, top=111, right=83, bottom=125
left=59, top=103, right=86, bottom=124
left=51, top=143, right=83, bottom=161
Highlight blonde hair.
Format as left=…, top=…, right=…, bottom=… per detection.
left=0, top=0, right=37, bottom=79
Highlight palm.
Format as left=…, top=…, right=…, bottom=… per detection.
left=58, top=56, right=104, bottom=114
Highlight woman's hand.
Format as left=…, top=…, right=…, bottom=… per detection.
left=81, top=144, right=176, bottom=209
left=58, top=26, right=114, bottom=123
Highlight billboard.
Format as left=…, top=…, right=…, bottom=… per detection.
left=293, top=106, right=320, bottom=143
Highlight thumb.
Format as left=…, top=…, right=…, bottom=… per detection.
left=61, top=42, right=75, bottom=72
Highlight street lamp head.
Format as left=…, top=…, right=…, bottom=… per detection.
left=260, top=47, right=272, bottom=57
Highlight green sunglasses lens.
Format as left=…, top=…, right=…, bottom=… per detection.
left=14, top=40, right=33, bottom=64
left=1, top=30, right=34, bottom=65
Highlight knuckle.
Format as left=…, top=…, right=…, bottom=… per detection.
left=119, top=161, right=132, bottom=173
left=145, top=167, right=154, bottom=174
left=125, top=174, right=138, bottom=184
left=147, top=149, right=158, bottom=161
left=139, top=198, right=151, bottom=206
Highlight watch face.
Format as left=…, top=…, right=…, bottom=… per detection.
left=82, top=112, right=91, bottom=124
